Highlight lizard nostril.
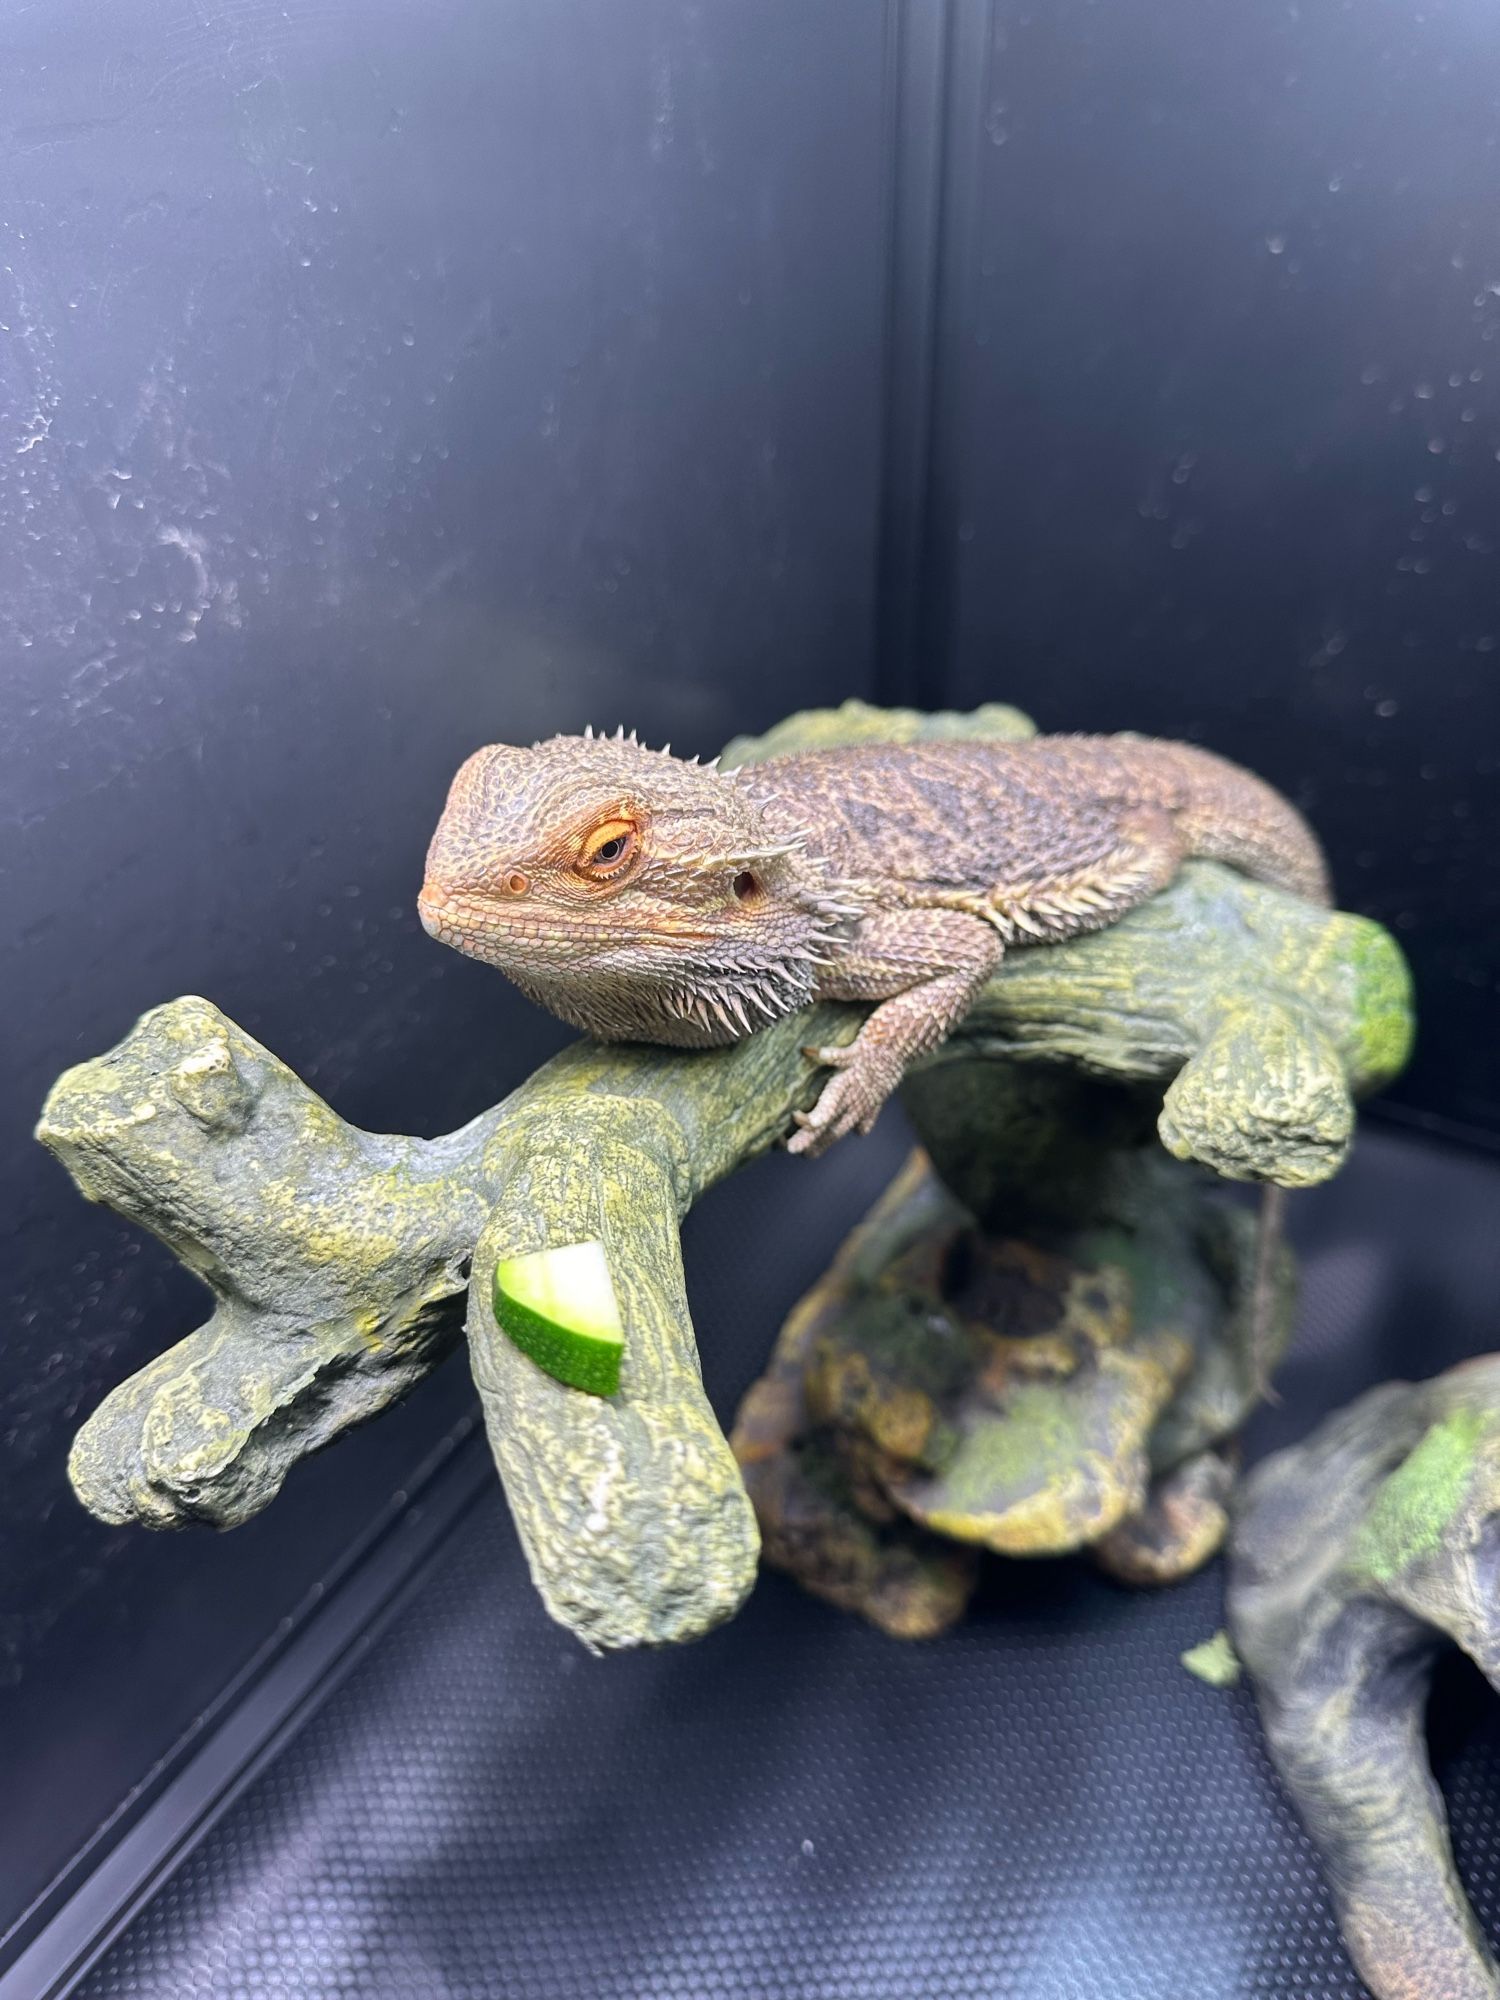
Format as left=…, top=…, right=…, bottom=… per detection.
left=503, top=871, right=530, bottom=897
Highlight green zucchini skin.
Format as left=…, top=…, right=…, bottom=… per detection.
left=493, top=1249, right=624, bottom=1397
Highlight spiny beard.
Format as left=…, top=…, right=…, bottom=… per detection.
left=658, top=955, right=821, bottom=1041
left=557, top=903, right=844, bottom=1048
left=611, top=834, right=863, bottom=1045
left=510, top=955, right=821, bottom=1048
left=508, top=868, right=862, bottom=1049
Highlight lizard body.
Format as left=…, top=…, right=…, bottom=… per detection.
left=419, top=730, right=1329, bottom=1155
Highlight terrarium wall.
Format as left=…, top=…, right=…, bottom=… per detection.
left=920, top=0, right=1500, bottom=1144
left=0, top=0, right=891, bottom=1943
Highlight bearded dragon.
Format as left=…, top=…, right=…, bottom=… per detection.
left=418, top=727, right=1330, bottom=1158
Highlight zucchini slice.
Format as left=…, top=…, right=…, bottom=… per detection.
left=492, top=1239, right=625, bottom=1397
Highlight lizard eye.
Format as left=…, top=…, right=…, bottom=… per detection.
left=578, top=818, right=639, bottom=882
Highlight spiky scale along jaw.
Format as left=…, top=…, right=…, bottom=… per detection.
left=418, top=729, right=865, bottom=1048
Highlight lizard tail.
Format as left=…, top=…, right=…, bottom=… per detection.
left=1154, top=742, right=1333, bottom=907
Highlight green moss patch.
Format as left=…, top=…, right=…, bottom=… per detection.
left=1343, top=918, right=1416, bottom=1094
left=1351, top=1407, right=1485, bottom=1584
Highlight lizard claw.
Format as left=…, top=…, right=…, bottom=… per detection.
left=801, top=1041, right=856, bottom=1071
left=786, top=1110, right=820, bottom=1156
left=787, top=1038, right=902, bottom=1157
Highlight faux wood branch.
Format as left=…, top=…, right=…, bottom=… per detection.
left=39, top=850, right=1409, bottom=1650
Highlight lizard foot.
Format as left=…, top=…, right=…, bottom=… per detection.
left=787, top=1040, right=902, bottom=1158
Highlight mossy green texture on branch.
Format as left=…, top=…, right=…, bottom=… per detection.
left=1230, top=1363, right=1500, bottom=2000
left=38, top=702, right=1412, bottom=1650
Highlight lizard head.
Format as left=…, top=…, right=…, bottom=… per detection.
left=418, top=731, right=858, bottom=1045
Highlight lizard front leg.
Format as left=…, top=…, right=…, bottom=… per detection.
left=789, top=909, right=1004, bottom=1157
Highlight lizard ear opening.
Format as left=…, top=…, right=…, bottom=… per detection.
left=733, top=870, right=764, bottom=907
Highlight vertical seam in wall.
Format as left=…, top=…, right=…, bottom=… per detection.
left=919, top=0, right=996, bottom=711
left=872, top=0, right=953, bottom=711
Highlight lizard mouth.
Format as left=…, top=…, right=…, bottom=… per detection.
left=417, top=886, right=523, bottom=957
left=417, top=887, right=464, bottom=946
left=417, top=885, right=721, bottom=962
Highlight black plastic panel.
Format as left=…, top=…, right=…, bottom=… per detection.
left=924, top=0, right=1500, bottom=1144
left=72, top=1129, right=1500, bottom=2000
left=0, top=0, right=888, bottom=1951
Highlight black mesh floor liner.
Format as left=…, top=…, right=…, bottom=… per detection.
left=78, top=1130, right=1500, bottom=1999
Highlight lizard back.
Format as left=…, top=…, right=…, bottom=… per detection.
left=748, top=734, right=1330, bottom=910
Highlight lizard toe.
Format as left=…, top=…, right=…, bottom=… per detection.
left=802, top=1041, right=856, bottom=1071
left=786, top=1112, right=833, bottom=1158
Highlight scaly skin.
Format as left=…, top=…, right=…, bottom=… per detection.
left=419, top=728, right=1330, bottom=1155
